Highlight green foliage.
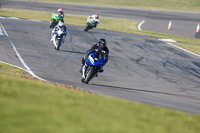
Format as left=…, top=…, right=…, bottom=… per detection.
left=1, top=62, right=200, bottom=133
left=0, top=62, right=27, bottom=76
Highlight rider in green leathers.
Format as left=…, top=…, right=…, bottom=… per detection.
left=49, top=8, right=64, bottom=28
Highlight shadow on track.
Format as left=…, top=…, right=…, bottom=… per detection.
left=60, top=50, right=86, bottom=55
left=91, top=83, right=200, bottom=100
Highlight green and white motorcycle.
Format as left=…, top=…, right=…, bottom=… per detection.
left=84, top=18, right=98, bottom=32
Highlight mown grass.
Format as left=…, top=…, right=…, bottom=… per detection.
left=1, top=62, right=200, bottom=133
left=0, top=8, right=200, bottom=55
left=26, top=0, right=200, bottom=13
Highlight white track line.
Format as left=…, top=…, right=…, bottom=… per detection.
left=159, top=39, right=200, bottom=58
left=166, top=42, right=200, bottom=58
left=0, top=61, right=29, bottom=72
left=0, top=16, right=42, bottom=22
left=0, top=25, right=4, bottom=35
left=137, top=19, right=200, bottom=58
left=0, top=23, right=46, bottom=81
left=138, top=20, right=145, bottom=31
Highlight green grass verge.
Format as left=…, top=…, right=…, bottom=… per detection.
left=1, top=8, right=200, bottom=55
left=1, top=62, right=200, bottom=133
left=26, top=0, right=200, bottom=13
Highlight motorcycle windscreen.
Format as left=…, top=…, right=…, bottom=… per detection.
left=86, top=54, right=104, bottom=66
left=55, top=29, right=63, bottom=37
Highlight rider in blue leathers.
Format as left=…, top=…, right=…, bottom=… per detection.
left=80, top=38, right=109, bottom=74
left=50, top=22, right=68, bottom=42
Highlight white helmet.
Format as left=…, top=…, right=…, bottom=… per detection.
left=58, top=22, right=64, bottom=28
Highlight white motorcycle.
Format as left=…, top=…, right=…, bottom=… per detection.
left=52, top=29, right=67, bottom=50
left=84, top=19, right=98, bottom=32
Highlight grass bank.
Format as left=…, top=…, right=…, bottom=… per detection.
left=1, top=8, right=200, bottom=55
left=27, top=0, right=200, bottom=13
left=1, top=62, right=200, bottom=133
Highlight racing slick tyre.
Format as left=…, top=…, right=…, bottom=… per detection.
left=85, top=66, right=94, bottom=84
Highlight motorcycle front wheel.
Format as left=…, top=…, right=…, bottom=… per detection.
left=50, top=19, right=58, bottom=28
left=84, top=23, right=91, bottom=32
left=56, top=39, right=62, bottom=51
left=85, top=66, right=94, bottom=84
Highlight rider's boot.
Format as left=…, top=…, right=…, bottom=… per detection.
left=95, top=66, right=103, bottom=77
left=98, top=66, right=104, bottom=73
left=79, top=57, right=86, bottom=73
left=79, top=66, right=83, bottom=73
left=50, top=35, right=54, bottom=42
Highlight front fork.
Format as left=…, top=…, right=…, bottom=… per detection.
left=53, top=35, right=64, bottom=48
left=52, top=35, right=57, bottom=48
left=82, top=64, right=86, bottom=79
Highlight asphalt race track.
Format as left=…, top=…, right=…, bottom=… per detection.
left=2, top=0, right=200, bottom=39
left=0, top=17, right=200, bottom=114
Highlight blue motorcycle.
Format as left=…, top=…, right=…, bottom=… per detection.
left=81, top=52, right=104, bottom=84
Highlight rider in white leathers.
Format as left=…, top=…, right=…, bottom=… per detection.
left=87, top=13, right=100, bottom=28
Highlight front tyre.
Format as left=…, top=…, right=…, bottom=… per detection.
left=49, top=19, right=55, bottom=28
left=84, top=23, right=90, bottom=32
left=85, top=66, right=94, bottom=84
left=56, top=39, right=61, bottom=51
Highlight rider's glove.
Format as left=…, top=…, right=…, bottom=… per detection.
left=87, top=50, right=95, bottom=55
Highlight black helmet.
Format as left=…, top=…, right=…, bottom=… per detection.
left=98, top=38, right=106, bottom=49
